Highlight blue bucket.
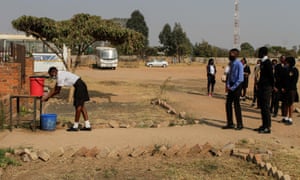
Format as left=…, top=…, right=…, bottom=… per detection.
left=40, top=114, right=57, bottom=131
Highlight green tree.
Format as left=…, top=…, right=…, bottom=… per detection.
left=159, top=23, right=192, bottom=62
left=159, top=23, right=172, bottom=55
left=240, top=42, right=255, bottom=57
left=126, top=10, right=149, bottom=47
left=12, top=13, right=144, bottom=69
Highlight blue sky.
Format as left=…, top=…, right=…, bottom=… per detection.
left=1, top=0, right=299, bottom=49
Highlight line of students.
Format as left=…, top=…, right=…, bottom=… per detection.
left=222, top=47, right=299, bottom=134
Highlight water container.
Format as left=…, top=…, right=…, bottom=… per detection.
left=30, top=76, right=45, bottom=96
left=40, top=114, right=57, bottom=131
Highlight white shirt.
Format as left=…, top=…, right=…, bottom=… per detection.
left=57, top=71, right=80, bottom=87
left=261, top=56, right=268, bottom=62
left=209, top=65, right=215, bottom=75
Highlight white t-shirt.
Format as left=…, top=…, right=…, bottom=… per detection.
left=57, top=71, right=80, bottom=87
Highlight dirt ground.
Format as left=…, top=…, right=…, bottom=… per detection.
left=1, top=63, right=300, bottom=179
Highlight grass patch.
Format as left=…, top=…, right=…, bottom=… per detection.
left=0, top=148, right=20, bottom=168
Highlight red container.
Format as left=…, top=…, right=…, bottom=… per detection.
left=30, top=77, right=45, bottom=96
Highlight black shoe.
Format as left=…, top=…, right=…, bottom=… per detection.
left=235, top=126, right=243, bottom=130
left=253, top=126, right=263, bottom=131
left=67, top=127, right=79, bottom=132
left=222, top=125, right=235, bottom=129
left=281, top=118, right=288, bottom=123
left=285, top=121, right=293, bottom=125
left=80, top=127, right=92, bottom=131
left=258, top=128, right=271, bottom=134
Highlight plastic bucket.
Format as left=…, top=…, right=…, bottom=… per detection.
left=30, top=76, right=45, bottom=96
left=40, top=114, right=57, bottom=131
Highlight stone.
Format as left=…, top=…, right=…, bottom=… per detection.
left=85, top=147, right=100, bottom=157
left=129, top=146, right=147, bottom=157
left=246, top=153, right=254, bottom=162
left=119, top=123, right=130, bottom=128
left=107, top=149, right=120, bottom=159
left=179, top=112, right=186, bottom=119
left=176, top=144, right=190, bottom=156
left=53, top=147, right=65, bottom=157
left=209, top=148, right=222, bottom=156
left=118, top=146, right=133, bottom=158
left=201, top=142, right=212, bottom=155
left=164, top=144, right=180, bottom=157
left=221, top=142, right=235, bottom=153
left=96, top=147, right=110, bottom=159
left=264, top=162, right=272, bottom=172
left=259, top=162, right=265, bottom=169
left=232, top=148, right=251, bottom=155
left=108, top=120, right=119, bottom=128
left=21, top=154, right=31, bottom=162
left=38, top=151, right=50, bottom=161
left=63, top=146, right=77, bottom=158
left=275, top=170, right=283, bottom=180
left=28, top=151, right=39, bottom=161
left=188, top=144, right=203, bottom=155
left=150, top=123, right=161, bottom=128
left=74, top=147, right=89, bottom=157
left=281, top=175, right=291, bottom=180
left=253, top=154, right=262, bottom=164
left=268, top=166, right=277, bottom=176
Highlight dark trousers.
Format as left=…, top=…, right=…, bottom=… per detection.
left=226, top=85, right=243, bottom=126
left=270, top=90, right=280, bottom=115
left=207, top=75, right=215, bottom=94
left=258, top=86, right=272, bottom=129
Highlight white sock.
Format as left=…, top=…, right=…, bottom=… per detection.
left=85, top=120, right=91, bottom=128
left=284, top=117, right=289, bottom=120
left=73, top=122, right=79, bottom=128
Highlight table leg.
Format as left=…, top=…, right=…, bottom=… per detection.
left=9, top=97, right=12, bottom=132
left=33, top=97, right=37, bottom=131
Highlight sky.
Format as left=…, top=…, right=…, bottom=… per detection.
left=1, top=0, right=300, bottom=50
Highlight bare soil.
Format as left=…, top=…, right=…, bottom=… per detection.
left=1, top=63, right=300, bottom=179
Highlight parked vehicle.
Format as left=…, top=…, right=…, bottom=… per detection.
left=95, top=47, right=118, bottom=69
left=145, top=59, right=168, bottom=68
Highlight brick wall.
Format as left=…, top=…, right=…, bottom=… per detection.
left=0, top=58, right=34, bottom=96
left=0, top=58, right=34, bottom=129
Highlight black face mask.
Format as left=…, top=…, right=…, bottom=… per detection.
left=229, top=56, right=235, bottom=61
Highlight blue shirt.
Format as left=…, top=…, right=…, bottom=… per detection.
left=226, top=59, right=244, bottom=91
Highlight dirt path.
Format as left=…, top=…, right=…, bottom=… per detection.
left=1, top=65, right=299, bottom=152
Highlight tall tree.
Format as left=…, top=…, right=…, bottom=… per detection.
left=126, top=10, right=149, bottom=47
left=159, top=24, right=172, bottom=55
left=159, top=23, right=192, bottom=61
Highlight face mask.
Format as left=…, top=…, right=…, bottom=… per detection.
left=229, top=56, right=235, bottom=61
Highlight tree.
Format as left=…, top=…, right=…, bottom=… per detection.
left=240, top=42, right=255, bottom=57
left=126, top=10, right=149, bottom=47
left=12, top=13, right=144, bottom=69
left=159, top=23, right=192, bottom=62
left=159, top=24, right=172, bottom=55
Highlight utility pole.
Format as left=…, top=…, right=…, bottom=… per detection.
left=233, top=0, right=240, bottom=49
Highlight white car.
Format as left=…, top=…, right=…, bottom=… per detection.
left=146, top=59, right=168, bottom=68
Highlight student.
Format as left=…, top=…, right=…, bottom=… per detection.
left=240, top=57, right=251, bottom=101
left=281, top=57, right=299, bottom=125
left=222, top=48, right=244, bottom=130
left=42, top=67, right=91, bottom=131
left=206, top=58, right=217, bottom=96
left=255, top=47, right=274, bottom=134
left=251, top=59, right=261, bottom=108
